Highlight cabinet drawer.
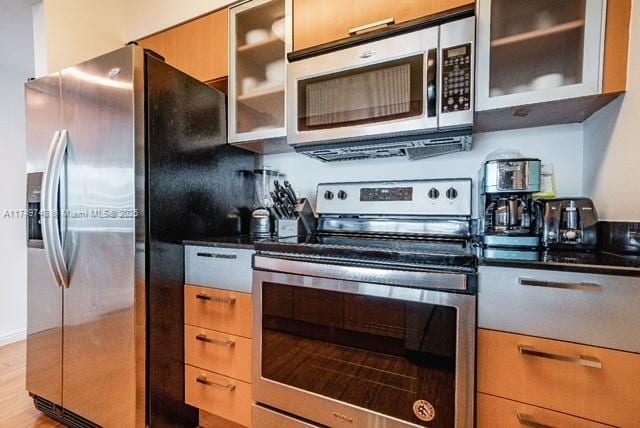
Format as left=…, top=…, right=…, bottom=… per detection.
left=477, top=329, right=640, bottom=427
left=185, top=285, right=253, bottom=338
left=200, top=410, right=247, bottom=428
left=185, top=245, right=253, bottom=293
left=253, top=405, right=321, bottom=428
left=185, top=365, right=251, bottom=427
left=477, top=393, right=613, bottom=428
left=478, top=265, right=640, bottom=352
left=185, top=325, right=252, bottom=383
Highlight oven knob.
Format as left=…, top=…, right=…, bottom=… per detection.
left=324, top=190, right=334, bottom=200
left=446, top=187, right=458, bottom=200
left=428, top=188, right=440, bottom=199
left=337, top=190, right=348, bottom=200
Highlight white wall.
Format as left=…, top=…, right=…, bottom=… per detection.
left=125, top=0, right=233, bottom=41
left=31, top=1, right=48, bottom=78
left=35, top=0, right=234, bottom=74
left=264, top=124, right=584, bottom=217
left=583, top=1, right=640, bottom=221
left=0, top=0, right=35, bottom=345
left=38, top=0, right=127, bottom=74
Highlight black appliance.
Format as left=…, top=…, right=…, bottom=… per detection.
left=24, top=45, right=254, bottom=428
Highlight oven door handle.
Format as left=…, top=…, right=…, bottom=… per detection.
left=253, top=255, right=468, bottom=291
left=426, top=48, right=438, bottom=118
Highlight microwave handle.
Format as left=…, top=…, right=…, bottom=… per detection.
left=426, top=48, right=437, bottom=117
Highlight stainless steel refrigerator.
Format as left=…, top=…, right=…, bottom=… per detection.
left=25, top=45, right=255, bottom=427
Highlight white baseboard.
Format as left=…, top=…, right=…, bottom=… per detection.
left=0, top=329, right=27, bottom=347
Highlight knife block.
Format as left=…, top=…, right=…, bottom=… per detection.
left=275, top=198, right=316, bottom=237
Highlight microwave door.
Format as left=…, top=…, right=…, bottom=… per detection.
left=287, top=26, right=439, bottom=146
left=439, top=16, right=475, bottom=130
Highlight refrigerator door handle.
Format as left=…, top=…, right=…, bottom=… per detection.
left=41, top=129, right=69, bottom=288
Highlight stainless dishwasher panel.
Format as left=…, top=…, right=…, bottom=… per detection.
left=185, top=245, right=254, bottom=293
left=478, top=265, right=640, bottom=353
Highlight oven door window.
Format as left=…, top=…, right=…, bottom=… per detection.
left=262, top=282, right=456, bottom=427
left=297, top=55, right=424, bottom=131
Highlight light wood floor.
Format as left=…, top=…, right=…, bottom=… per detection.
left=0, top=340, right=63, bottom=428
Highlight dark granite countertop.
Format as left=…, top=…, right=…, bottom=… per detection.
left=183, top=236, right=640, bottom=276
left=479, top=248, right=640, bottom=277
left=183, top=235, right=266, bottom=250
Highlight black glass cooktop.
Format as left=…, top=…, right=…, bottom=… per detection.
left=255, top=233, right=476, bottom=273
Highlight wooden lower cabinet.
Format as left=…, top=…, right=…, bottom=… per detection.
left=184, top=284, right=254, bottom=427
left=200, top=410, right=247, bottom=428
left=185, top=365, right=252, bottom=427
left=185, top=325, right=252, bottom=383
left=185, top=285, right=253, bottom=338
left=477, top=393, right=613, bottom=428
left=477, top=329, right=640, bottom=427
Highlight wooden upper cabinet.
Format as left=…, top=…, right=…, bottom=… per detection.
left=292, top=0, right=475, bottom=51
left=138, top=8, right=229, bottom=83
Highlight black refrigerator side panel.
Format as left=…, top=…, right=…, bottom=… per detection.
left=145, top=54, right=255, bottom=427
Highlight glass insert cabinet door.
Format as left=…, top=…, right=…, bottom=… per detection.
left=229, top=0, right=287, bottom=143
left=476, top=0, right=606, bottom=111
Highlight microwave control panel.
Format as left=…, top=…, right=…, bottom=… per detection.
left=441, top=43, right=472, bottom=114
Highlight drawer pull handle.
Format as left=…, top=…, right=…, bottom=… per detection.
left=517, top=412, right=554, bottom=428
left=519, top=278, right=601, bottom=291
left=348, top=17, right=395, bottom=35
left=518, top=345, right=603, bottom=369
left=197, top=252, right=237, bottom=260
left=196, top=374, right=236, bottom=391
left=195, top=334, right=235, bottom=347
left=195, top=293, right=236, bottom=304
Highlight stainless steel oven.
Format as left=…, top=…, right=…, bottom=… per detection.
left=252, top=258, right=476, bottom=428
left=286, top=17, right=475, bottom=162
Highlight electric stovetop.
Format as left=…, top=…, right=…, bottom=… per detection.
left=254, top=233, right=477, bottom=273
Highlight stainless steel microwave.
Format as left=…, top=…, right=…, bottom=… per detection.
left=286, top=17, right=475, bottom=162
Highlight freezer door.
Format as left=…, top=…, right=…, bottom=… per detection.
left=25, top=74, right=63, bottom=407
left=59, top=46, right=143, bottom=426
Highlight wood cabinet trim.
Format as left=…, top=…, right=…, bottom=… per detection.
left=137, top=7, right=229, bottom=82
left=602, top=0, right=631, bottom=94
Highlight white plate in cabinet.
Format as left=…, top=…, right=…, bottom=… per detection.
left=185, top=246, right=254, bottom=293
left=478, top=265, right=640, bottom=353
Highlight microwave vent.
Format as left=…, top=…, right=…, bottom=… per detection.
left=297, top=133, right=472, bottom=162
left=406, top=137, right=472, bottom=160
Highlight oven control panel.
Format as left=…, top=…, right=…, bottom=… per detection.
left=441, top=43, right=472, bottom=114
left=317, top=179, right=471, bottom=216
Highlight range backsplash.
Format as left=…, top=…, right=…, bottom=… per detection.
left=263, top=124, right=584, bottom=218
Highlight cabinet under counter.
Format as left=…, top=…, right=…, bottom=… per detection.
left=184, top=244, right=255, bottom=427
